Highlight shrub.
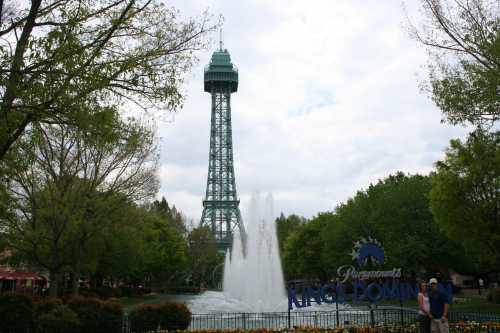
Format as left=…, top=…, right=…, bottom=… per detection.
left=0, top=293, right=34, bottom=332
left=67, top=296, right=123, bottom=333
left=488, top=288, right=500, bottom=304
left=129, top=304, right=162, bottom=332
left=99, top=299, right=124, bottom=333
left=96, top=286, right=122, bottom=299
left=35, top=297, right=63, bottom=317
left=157, top=300, right=192, bottom=331
left=37, top=304, right=80, bottom=333
left=128, top=300, right=191, bottom=332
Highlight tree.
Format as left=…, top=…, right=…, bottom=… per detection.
left=186, top=226, right=219, bottom=287
left=0, top=0, right=218, bottom=160
left=282, top=218, right=327, bottom=280
left=93, top=202, right=188, bottom=289
left=275, top=213, right=305, bottom=258
left=430, top=129, right=500, bottom=270
left=3, top=109, right=158, bottom=296
left=407, top=0, right=499, bottom=126
left=148, top=197, right=186, bottom=236
left=319, top=173, right=470, bottom=277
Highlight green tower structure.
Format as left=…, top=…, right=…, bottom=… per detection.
left=200, top=45, right=244, bottom=252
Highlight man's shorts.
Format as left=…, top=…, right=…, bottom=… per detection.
left=431, top=318, right=449, bottom=333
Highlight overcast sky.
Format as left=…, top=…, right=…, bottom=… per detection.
left=156, top=0, right=469, bottom=223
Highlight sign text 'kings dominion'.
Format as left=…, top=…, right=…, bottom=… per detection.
left=287, top=281, right=453, bottom=310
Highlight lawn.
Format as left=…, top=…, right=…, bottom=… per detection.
left=122, top=293, right=176, bottom=313
left=357, top=294, right=500, bottom=314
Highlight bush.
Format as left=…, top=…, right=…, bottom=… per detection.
left=128, top=300, right=191, bottom=332
left=488, top=288, right=500, bottom=304
left=0, top=293, right=34, bottom=332
left=96, top=286, right=122, bottom=299
left=157, top=300, right=191, bottom=331
left=35, top=297, right=63, bottom=317
left=99, top=299, right=124, bottom=333
left=129, top=304, right=162, bottom=332
left=67, top=296, right=123, bottom=333
left=37, top=304, right=80, bottom=333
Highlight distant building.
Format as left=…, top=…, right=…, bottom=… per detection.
left=0, top=249, right=46, bottom=294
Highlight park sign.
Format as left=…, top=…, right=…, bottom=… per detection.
left=287, top=238, right=453, bottom=310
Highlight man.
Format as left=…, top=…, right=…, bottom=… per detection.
left=429, top=278, right=449, bottom=333
left=478, top=278, right=484, bottom=295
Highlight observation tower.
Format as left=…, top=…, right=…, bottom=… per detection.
left=200, top=43, right=244, bottom=252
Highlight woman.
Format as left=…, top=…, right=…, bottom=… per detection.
left=418, top=280, right=432, bottom=333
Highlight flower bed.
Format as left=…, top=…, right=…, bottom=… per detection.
left=173, top=323, right=500, bottom=333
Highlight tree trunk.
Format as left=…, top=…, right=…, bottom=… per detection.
left=71, top=254, right=81, bottom=296
left=49, top=270, right=59, bottom=297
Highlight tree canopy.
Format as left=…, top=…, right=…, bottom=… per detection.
left=430, top=129, right=500, bottom=271
left=0, top=0, right=218, bottom=160
left=409, top=0, right=499, bottom=126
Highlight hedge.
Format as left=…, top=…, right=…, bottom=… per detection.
left=0, top=293, right=34, bottom=333
left=129, top=300, right=191, bottom=332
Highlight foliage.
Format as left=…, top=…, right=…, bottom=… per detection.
left=187, top=226, right=221, bottom=287
left=0, top=0, right=219, bottom=160
left=0, top=294, right=34, bottom=332
left=488, top=288, right=500, bottom=304
left=171, top=323, right=500, bottom=333
left=408, top=0, right=499, bottom=126
left=35, top=298, right=64, bottom=318
left=430, top=130, right=500, bottom=270
left=129, top=300, right=191, bottom=332
left=281, top=172, right=471, bottom=280
left=148, top=197, right=187, bottom=235
left=129, top=303, right=163, bottom=332
left=157, top=300, right=192, bottom=331
left=276, top=213, right=305, bottom=258
left=37, top=304, right=80, bottom=333
left=67, top=297, right=123, bottom=333
left=326, top=173, right=469, bottom=272
left=2, top=113, right=159, bottom=296
left=283, top=218, right=327, bottom=279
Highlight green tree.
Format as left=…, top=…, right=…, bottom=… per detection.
left=2, top=110, right=158, bottom=296
left=430, top=129, right=500, bottom=270
left=0, top=0, right=218, bottom=159
left=282, top=218, right=327, bottom=280
left=93, top=203, right=188, bottom=289
left=148, top=197, right=187, bottom=236
left=408, top=0, right=499, bottom=126
left=319, top=173, right=469, bottom=277
left=275, top=213, right=305, bottom=258
left=187, top=226, right=220, bottom=287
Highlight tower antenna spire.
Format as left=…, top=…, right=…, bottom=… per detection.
left=219, top=29, right=223, bottom=51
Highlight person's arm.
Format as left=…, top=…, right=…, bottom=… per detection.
left=418, top=293, right=425, bottom=312
left=443, top=303, right=449, bottom=320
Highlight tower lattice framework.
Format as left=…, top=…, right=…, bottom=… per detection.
left=200, top=46, right=244, bottom=251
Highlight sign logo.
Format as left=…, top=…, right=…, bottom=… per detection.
left=351, top=237, right=385, bottom=266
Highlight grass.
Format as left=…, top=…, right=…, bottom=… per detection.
left=121, top=293, right=175, bottom=313
left=356, top=293, right=500, bottom=314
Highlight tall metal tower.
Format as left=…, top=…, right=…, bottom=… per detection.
left=200, top=44, right=244, bottom=252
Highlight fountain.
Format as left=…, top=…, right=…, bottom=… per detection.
left=223, top=192, right=286, bottom=312
left=186, top=192, right=288, bottom=313
left=182, top=192, right=348, bottom=320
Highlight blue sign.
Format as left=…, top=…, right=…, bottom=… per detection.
left=287, top=238, right=453, bottom=310
left=288, top=282, right=453, bottom=310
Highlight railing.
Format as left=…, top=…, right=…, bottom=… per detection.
left=122, top=307, right=500, bottom=332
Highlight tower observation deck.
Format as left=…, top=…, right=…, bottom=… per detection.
left=200, top=46, right=244, bottom=252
